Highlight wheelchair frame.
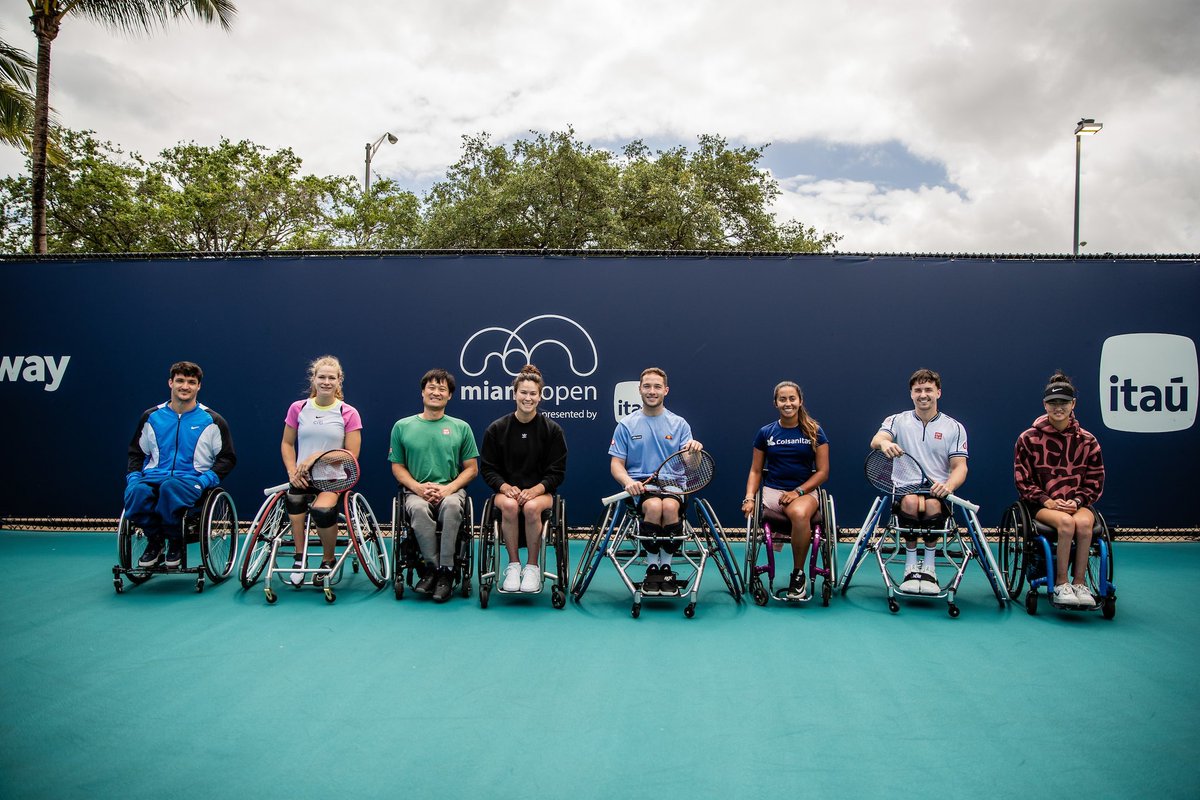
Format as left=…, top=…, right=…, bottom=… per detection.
left=113, top=485, right=239, bottom=594
left=239, top=489, right=389, bottom=603
left=476, top=494, right=570, bottom=609
left=840, top=494, right=1008, bottom=617
left=744, top=486, right=839, bottom=607
left=390, top=491, right=474, bottom=601
left=570, top=496, right=742, bottom=618
left=998, top=501, right=1116, bottom=619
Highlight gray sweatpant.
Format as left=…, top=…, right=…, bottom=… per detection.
left=404, top=489, right=467, bottom=568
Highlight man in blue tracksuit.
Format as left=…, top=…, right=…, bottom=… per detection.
left=124, top=361, right=236, bottom=568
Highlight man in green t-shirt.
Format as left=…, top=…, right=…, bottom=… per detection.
left=389, top=368, right=479, bottom=602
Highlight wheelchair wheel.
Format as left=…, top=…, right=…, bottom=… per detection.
left=241, top=493, right=287, bottom=589
left=477, top=498, right=498, bottom=607
left=570, top=505, right=613, bottom=601
left=347, top=493, right=389, bottom=588
left=823, top=490, right=839, bottom=589
left=695, top=498, right=743, bottom=601
left=997, top=503, right=1026, bottom=598
left=818, top=524, right=835, bottom=607
left=1088, top=510, right=1116, bottom=618
left=552, top=497, right=570, bottom=608
left=200, top=488, right=239, bottom=582
left=116, top=514, right=154, bottom=585
left=744, top=514, right=761, bottom=601
left=1025, top=587, right=1038, bottom=615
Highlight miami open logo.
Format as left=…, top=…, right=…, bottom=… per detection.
left=460, top=314, right=598, bottom=378
left=1099, top=333, right=1196, bottom=433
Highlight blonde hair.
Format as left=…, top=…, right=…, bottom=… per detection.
left=307, top=355, right=345, bottom=400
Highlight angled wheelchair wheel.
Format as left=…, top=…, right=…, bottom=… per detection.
left=822, top=490, right=839, bottom=589
left=116, top=514, right=154, bottom=586
left=997, top=503, right=1027, bottom=599
left=695, top=498, right=743, bottom=601
left=818, top=530, right=835, bottom=607
left=200, top=488, right=239, bottom=582
left=1088, top=510, right=1116, bottom=619
left=347, top=493, right=389, bottom=588
left=477, top=497, right=498, bottom=607
left=552, top=497, right=570, bottom=609
left=571, top=505, right=614, bottom=601
left=241, top=492, right=287, bottom=589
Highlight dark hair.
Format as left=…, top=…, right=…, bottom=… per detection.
left=169, top=361, right=203, bottom=382
left=640, top=367, right=668, bottom=386
left=909, top=368, right=941, bottom=390
left=1043, top=370, right=1076, bottom=402
left=773, top=380, right=820, bottom=446
left=512, top=364, right=544, bottom=391
left=420, top=368, right=456, bottom=393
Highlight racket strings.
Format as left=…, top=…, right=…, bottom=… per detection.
left=309, top=450, right=360, bottom=492
left=864, top=451, right=925, bottom=495
left=656, top=451, right=715, bottom=493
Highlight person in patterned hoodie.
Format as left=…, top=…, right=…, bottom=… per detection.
left=1013, top=371, right=1105, bottom=607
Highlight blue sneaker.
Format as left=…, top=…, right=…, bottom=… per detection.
left=138, top=539, right=164, bottom=567
left=164, top=540, right=183, bottom=568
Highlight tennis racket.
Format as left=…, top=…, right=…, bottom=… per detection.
left=265, top=449, right=361, bottom=496
left=863, top=449, right=979, bottom=513
left=602, top=449, right=715, bottom=506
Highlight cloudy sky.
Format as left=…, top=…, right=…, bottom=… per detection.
left=2, top=0, right=1197, bottom=254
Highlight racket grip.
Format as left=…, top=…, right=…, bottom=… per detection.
left=264, top=482, right=290, bottom=496
left=600, top=490, right=631, bottom=506
left=946, top=493, right=979, bottom=514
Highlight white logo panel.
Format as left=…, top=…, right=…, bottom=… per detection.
left=1099, top=334, right=1196, bottom=433
left=459, top=314, right=598, bottom=378
left=613, top=381, right=642, bottom=422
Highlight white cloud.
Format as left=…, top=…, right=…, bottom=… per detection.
left=1, top=0, right=1197, bottom=252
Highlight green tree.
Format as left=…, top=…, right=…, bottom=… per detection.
left=421, top=128, right=621, bottom=249
left=26, top=1, right=236, bottom=253
left=301, top=177, right=421, bottom=249
left=0, top=35, right=37, bottom=151
left=146, top=138, right=339, bottom=251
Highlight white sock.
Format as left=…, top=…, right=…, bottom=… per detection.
left=905, top=546, right=919, bottom=572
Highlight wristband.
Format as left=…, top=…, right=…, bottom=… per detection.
left=796, top=488, right=805, bottom=496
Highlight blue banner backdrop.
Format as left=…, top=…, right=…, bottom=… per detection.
left=2, top=254, right=1197, bottom=529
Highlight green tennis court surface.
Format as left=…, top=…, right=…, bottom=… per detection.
left=2, top=532, right=1197, bottom=799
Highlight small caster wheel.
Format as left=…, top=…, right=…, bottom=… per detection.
left=352, top=560, right=359, bottom=573
left=684, top=603, right=696, bottom=619
left=324, top=588, right=336, bottom=603
left=887, top=598, right=900, bottom=613
left=460, top=580, right=471, bottom=598
left=114, top=580, right=124, bottom=594
left=948, top=604, right=960, bottom=618
left=393, top=579, right=404, bottom=600
left=753, top=586, right=769, bottom=606
left=479, top=587, right=490, bottom=609
left=1025, top=589, right=1038, bottom=616
left=821, top=580, right=832, bottom=607
left=1102, top=596, right=1116, bottom=620
left=631, top=603, right=641, bottom=619
left=265, top=587, right=277, bottom=604
left=195, top=580, right=204, bottom=593
left=552, top=589, right=566, bottom=609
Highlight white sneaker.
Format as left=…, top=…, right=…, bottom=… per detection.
left=899, top=570, right=923, bottom=594
left=289, top=560, right=304, bottom=586
left=520, top=564, right=542, bottom=593
left=501, top=562, right=522, bottom=592
left=1053, top=583, right=1077, bottom=605
left=919, top=563, right=941, bottom=595
left=1072, top=583, right=1096, bottom=606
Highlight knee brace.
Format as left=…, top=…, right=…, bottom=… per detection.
left=640, top=521, right=663, bottom=553
left=309, top=505, right=339, bottom=528
left=661, top=522, right=683, bottom=554
left=284, top=491, right=312, bottom=515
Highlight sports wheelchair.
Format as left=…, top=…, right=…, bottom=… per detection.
left=239, top=489, right=389, bottom=603
left=570, top=496, right=743, bottom=618
left=113, top=485, right=239, bottom=594
left=477, top=494, right=569, bottom=609
left=391, top=491, right=474, bottom=600
left=840, top=494, right=1008, bottom=617
left=744, top=487, right=839, bottom=607
left=998, top=502, right=1116, bottom=619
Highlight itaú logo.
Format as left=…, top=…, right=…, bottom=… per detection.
left=1099, top=334, right=1197, bottom=433
left=459, top=314, right=598, bottom=378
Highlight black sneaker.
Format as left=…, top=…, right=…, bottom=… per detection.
left=414, top=568, right=437, bottom=596
left=641, top=565, right=661, bottom=596
left=313, top=560, right=336, bottom=587
left=432, top=570, right=453, bottom=603
left=659, top=566, right=678, bottom=596
left=138, top=539, right=164, bottom=567
left=786, top=570, right=807, bottom=600
left=164, top=540, right=183, bottom=568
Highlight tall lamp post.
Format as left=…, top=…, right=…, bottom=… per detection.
left=1073, top=118, right=1102, bottom=256
left=364, top=132, right=398, bottom=193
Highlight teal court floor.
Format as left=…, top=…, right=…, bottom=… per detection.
left=1, top=531, right=1198, bottom=799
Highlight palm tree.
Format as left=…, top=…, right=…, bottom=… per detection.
left=0, top=35, right=38, bottom=151
left=26, top=1, right=237, bottom=254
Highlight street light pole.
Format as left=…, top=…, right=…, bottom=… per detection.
left=1073, top=118, right=1102, bottom=256
left=364, top=132, right=398, bottom=193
